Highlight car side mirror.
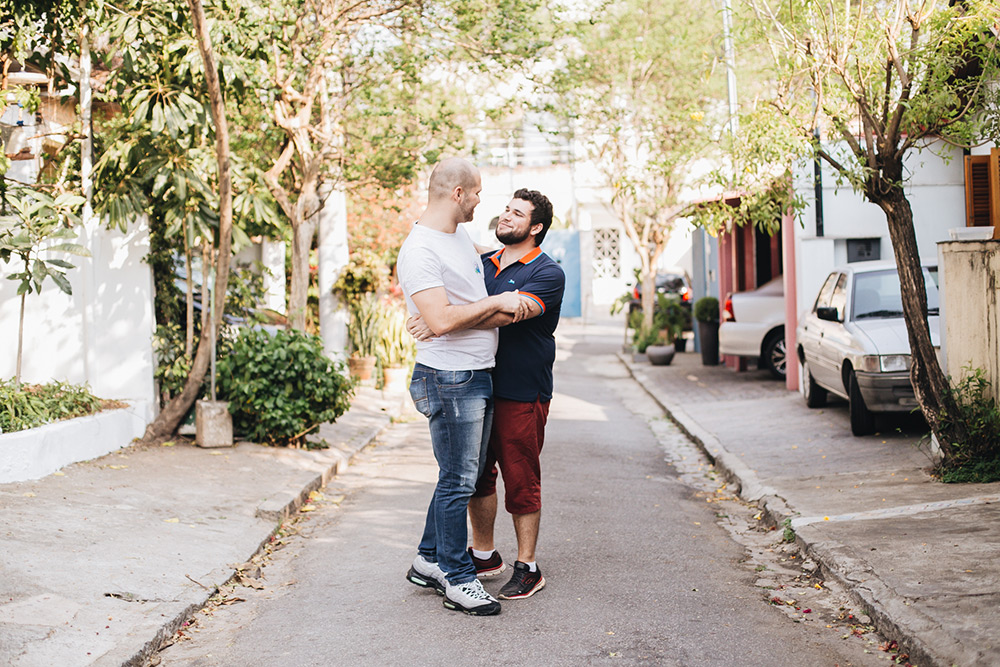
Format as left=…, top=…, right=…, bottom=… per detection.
left=816, top=306, right=840, bottom=322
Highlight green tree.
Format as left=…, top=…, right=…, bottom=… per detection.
left=0, top=188, right=87, bottom=387
left=547, top=0, right=726, bottom=330
left=139, top=0, right=237, bottom=442
left=249, top=0, right=552, bottom=331
left=732, top=0, right=1000, bottom=453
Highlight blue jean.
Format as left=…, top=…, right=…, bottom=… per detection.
left=409, top=363, right=494, bottom=585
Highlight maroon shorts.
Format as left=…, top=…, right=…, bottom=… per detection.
left=473, top=397, right=550, bottom=515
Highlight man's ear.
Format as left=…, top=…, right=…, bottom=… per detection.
left=529, top=222, right=543, bottom=238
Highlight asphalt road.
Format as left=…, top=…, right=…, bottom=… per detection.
left=154, top=326, right=887, bottom=666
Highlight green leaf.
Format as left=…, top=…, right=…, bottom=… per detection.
left=47, top=243, right=91, bottom=257
left=45, top=259, right=75, bottom=269
left=50, top=271, right=72, bottom=295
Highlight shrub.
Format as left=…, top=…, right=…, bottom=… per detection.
left=0, top=380, right=119, bottom=434
left=657, top=293, right=686, bottom=343
left=694, top=296, right=720, bottom=323
left=936, top=367, right=1000, bottom=483
left=217, top=329, right=354, bottom=446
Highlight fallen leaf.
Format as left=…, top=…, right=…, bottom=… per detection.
left=300, top=504, right=316, bottom=512
left=161, top=441, right=175, bottom=447
left=164, top=518, right=180, bottom=523
left=53, top=472, right=65, bottom=476
left=22, top=492, right=35, bottom=497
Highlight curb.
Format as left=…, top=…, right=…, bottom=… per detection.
left=618, top=353, right=959, bottom=667
left=121, top=392, right=405, bottom=667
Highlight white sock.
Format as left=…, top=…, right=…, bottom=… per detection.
left=522, top=561, right=537, bottom=572
left=472, top=548, right=494, bottom=560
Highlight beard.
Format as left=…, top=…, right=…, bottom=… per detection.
left=496, top=225, right=532, bottom=245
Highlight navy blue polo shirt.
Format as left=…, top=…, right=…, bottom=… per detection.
left=482, top=247, right=565, bottom=403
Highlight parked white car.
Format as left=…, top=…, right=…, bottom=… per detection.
left=719, top=276, right=786, bottom=379
left=795, top=260, right=940, bottom=436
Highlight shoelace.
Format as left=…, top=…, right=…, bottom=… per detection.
left=458, top=581, right=493, bottom=601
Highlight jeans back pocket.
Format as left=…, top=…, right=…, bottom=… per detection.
left=409, top=376, right=431, bottom=417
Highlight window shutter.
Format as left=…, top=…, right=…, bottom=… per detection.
left=964, top=149, right=1000, bottom=235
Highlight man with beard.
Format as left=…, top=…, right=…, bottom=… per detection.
left=397, top=159, right=531, bottom=617
left=410, top=188, right=564, bottom=601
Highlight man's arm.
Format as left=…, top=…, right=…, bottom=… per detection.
left=471, top=296, right=543, bottom=329
left=408, top=295, right=538, bottom=340
left=410, top=286, right=528, bottom=336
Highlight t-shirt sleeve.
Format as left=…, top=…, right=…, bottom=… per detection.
left=397, top=245, right=444, bottom=297
left=519, top=262, right=565, bottom=314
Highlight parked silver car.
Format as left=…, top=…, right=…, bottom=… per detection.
left=719, top=276, right=786, bottom=379
left=795, top=260, right=940, bottom=436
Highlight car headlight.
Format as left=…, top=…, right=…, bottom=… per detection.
left=859, top=355, right=911, bottom=373
left=880, top=354, right=911, bottom=373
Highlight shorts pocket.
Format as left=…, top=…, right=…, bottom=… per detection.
left=409, top=377, right=431, bottom=417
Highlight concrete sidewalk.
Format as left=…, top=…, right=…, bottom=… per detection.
left=624, top=350, right=1000, bottom=667
left=0, top=387, right=408, bottom=667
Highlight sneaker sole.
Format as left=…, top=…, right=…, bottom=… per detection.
left=442, top=598, right=502, bottom=616
left=498, top=576, right=546, bottom=600
left=406, top=567, right=445, bottom=596
left=475, top=562, right=507, bottom=578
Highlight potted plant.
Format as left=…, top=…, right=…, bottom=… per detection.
left=645, top=294, right=684, bottom=366
left=377, top=301, right=416, bottom=392
left=694, top=296, right=720, bottom=366
left=333, top=250, right=389, bottom=382
left=346, top=292, right=381, bottom=381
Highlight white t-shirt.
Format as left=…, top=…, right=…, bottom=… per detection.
left=396, top=222, right=498, bottom=371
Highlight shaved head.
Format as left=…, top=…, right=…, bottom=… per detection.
left=428, top=157, right=480, bottom=201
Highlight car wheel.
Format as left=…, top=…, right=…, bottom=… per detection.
left=762, top=330, right=786, bottom=380
left=849, top=371, right=876, bottom=436
left=802, top=359, right=827, bottom=408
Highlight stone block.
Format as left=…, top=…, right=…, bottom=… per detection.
left=195, top=401, right=233, bottom=448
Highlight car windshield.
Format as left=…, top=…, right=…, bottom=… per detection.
left=852, top=268, right=939, bottom=320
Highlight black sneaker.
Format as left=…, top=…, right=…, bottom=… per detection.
left=498, top=561, right=545, bottom=600
left=468, top=547, right=506, bottom=578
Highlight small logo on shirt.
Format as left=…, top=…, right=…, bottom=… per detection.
left=508, top=279, right=516, bottom=284
left=475, top=265, right=482, bottom=275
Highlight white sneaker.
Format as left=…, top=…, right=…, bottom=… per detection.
left=443, top=578, right=501, bottom=616
left=406, top=555, right=447, bottom=595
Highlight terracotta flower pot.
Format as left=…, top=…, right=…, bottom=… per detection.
left=347, top=355, right=376, bottom=381
left=382, top=366, right=410, bottom=393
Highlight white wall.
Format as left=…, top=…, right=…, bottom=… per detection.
left=0, top=219, right=156, bottom=420
left=792, top=142, right=966, bottom=319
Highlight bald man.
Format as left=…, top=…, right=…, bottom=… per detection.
left=397, top=157, right=530, bottom=616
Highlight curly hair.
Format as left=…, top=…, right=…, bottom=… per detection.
left=513, top=188, right=554, bottom=247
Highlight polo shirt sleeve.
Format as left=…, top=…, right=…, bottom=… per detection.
left=397, top=245, right=443, bottom=298
left=519, top=262, right=565, bottom=314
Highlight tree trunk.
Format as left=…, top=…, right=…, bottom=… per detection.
left=141, top=0, right=234, bottom=443
left=15, top=289, right=26, bottom=388
left=640, top=263, right=655, bottom=331
left=184, top=231, right=193, bottom=358
left=872, top=175, right=965, bottom=458
left=287, top=181, right=320, bottom=332
left=201, top=241, right=212, bottom=332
